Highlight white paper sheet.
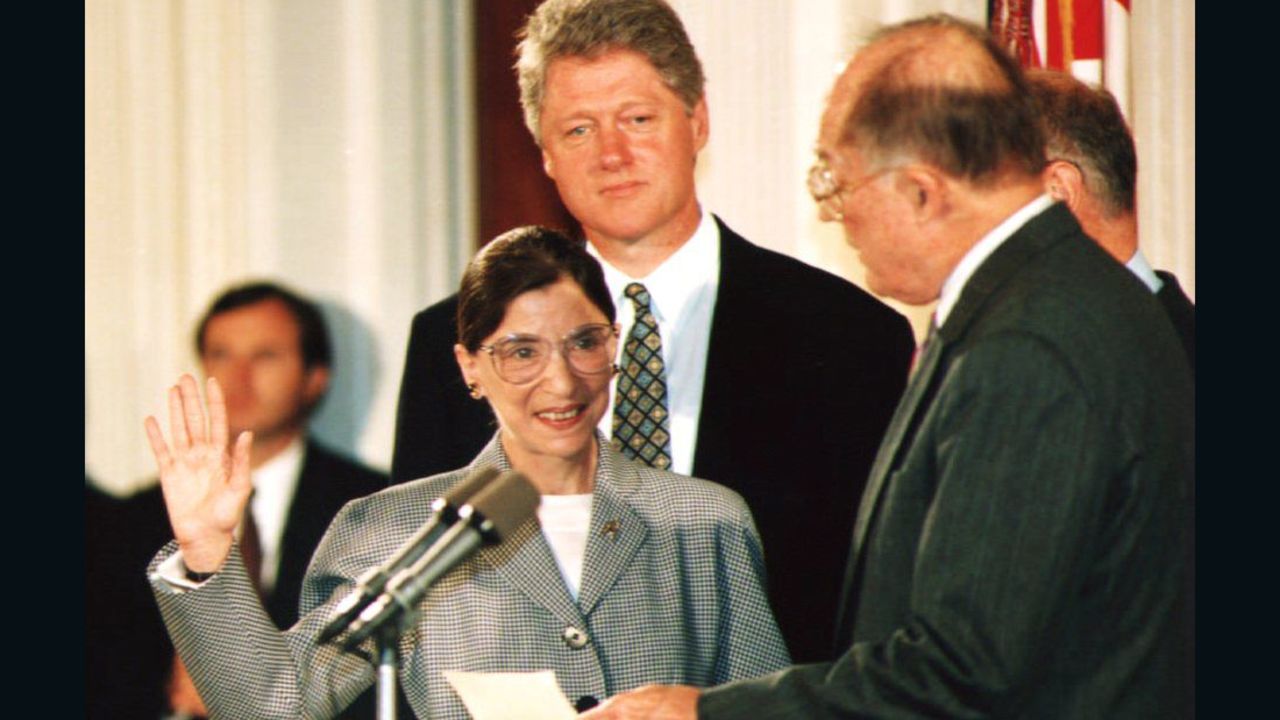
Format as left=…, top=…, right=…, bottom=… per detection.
left=443, top=669, right=579, bottom=720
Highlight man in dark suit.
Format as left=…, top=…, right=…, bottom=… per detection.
left=391, top=0, right=915, bottom=665
left=585, top=15, right=1194, bottom=720
left=1029, top=69, right=1195, bottom=371
left=1026, top=70, right=1196, bottom=711
left=87, top=282, right=387, bottom=719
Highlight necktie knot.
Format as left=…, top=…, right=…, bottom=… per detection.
left=624, top=282, right=652, bottom=309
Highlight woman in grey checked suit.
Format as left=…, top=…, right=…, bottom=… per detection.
left=143, top=226, right=790, bottom=719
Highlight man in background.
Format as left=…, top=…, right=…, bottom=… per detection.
left=1028, top=70, right=1197, bottom=708
left=1028, top=69, right=1195, bottom=370
left=586, top=14, right=1193, bottom=719
left=88, top=282, right=386, bottom=719
left=390, top=0, right=916, bottom=665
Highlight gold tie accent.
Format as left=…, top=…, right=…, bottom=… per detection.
left=611, top=283, right=672, bottom=470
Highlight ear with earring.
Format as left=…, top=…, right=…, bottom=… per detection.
left=467, top=382, right=483, bottom=400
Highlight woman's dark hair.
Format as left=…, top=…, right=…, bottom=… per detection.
left=456, top=226, right=615, bottom=351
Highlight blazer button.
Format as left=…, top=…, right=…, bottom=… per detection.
left=574, top=695, right=599, bottom=712
left=562, top=626, right=590, bottom=649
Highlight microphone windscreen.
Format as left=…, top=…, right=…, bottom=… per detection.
left=467, top=470, right=541, bottom=539
left=442, top=465, right=502, bottom=509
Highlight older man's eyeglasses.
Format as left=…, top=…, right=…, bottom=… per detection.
left=807, top=156, right=895, bottom=221
left=478, top=323, right=619, bottom=385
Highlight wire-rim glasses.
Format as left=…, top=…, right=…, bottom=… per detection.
left=807, top=155, right=897, bottom=221
left=478, top=323, right=619, bottom=384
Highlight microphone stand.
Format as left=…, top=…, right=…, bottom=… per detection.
left=375, top=624, right=400, bottom=720
left=333, top=469, right=539, bottom=720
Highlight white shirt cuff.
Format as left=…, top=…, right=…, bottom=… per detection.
left=150, top=548, right=215, bottom=592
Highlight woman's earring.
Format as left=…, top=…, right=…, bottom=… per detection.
left=467, top=382, right=483, bottom=399
left=611, top=363, right=622, bottom=377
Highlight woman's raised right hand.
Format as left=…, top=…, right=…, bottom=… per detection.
left=143, top=374, right=253, bottom=573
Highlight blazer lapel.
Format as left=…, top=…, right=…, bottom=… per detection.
left=269, top=441, right=329, bottom=626
left=575, top=445, right=648, bottom=616
left=464, top=436, right=585, bottom=627
left=480, top=519, right=585, bottom=627
left=848, top=332, right=946, bottom=560
left=855, top=202, right=1076, bottom=528
left=833, top=335, right=946, bottom=647
left=690, top=217, right=747, bottom=479
left=465, top=434, right=649, bottom=624
left=841, top=203, right=1078, bottom=620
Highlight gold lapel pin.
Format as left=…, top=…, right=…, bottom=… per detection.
left=600, top=520, right=621, bottom=541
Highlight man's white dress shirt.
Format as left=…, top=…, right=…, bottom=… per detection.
left=248, top=436, right=305, bottom=594
left=1125, top=248, right=1164, bottom=294
left=588, top=210, right=721, bottom=476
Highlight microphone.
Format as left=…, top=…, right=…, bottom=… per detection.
left=341, top=469, right=540, bottom=650
left=318, top=466, right=502, bottom=644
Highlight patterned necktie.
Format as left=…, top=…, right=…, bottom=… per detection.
left=612, top=283, right=673, bottom=470
left=239, top=494, right=264, bottom=600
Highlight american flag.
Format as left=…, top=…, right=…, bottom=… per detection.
left=990, top=0, right=1132, bottom=119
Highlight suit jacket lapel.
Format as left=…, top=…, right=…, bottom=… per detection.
left=854, top=205, right=1075, bottom=515
left=576, top=446, right=647, bottom=615
left=466, top=438, right=586, bottom=626
left=842, top=203, right=1079, bottom=616
left=848, top=332, right=946, bottom=561
left=691, top=217, right=747, bottom=478
left=833, top=334, right=945, bottom=646
left=480, top=519, right=585, bottom=626
left=467, top=434, right=648, bottom=624
left=270, top=441, right=326, bottom=626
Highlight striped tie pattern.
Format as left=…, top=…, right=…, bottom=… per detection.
left=612, top=283, right=672, bottom=470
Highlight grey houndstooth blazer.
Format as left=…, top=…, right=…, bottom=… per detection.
left=149, top=434, right=790, bottom=719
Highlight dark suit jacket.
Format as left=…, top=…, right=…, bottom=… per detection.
left=86, top=440, right=387, bottom=719
left=390, top=217, right=915, bottom=663
left=87, top=481, right=153, bottom=717
left=699, top=203, right=1195, bottom=719
left=1156, top=269, right=1195, bottom=373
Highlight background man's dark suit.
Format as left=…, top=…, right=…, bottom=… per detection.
left=86, top=441, right=386, bottom=719
left=699, top=204, right=1195, bottom=718
left=392, top=218, right=916, bottom=663
left=1155, top=269, right=1195, bottom=372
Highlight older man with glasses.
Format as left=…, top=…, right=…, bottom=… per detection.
left=585, top=14, right=1193, bottom=720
